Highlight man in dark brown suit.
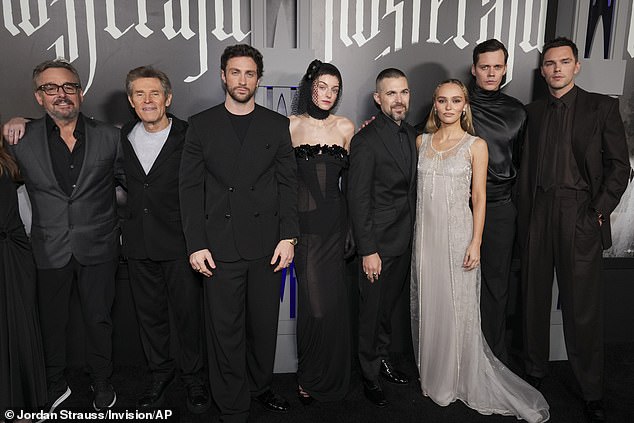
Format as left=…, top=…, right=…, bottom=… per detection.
left=518, top=37, right=630, bottom=423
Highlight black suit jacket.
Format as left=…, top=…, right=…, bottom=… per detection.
left=120, top=115, right=189, bottom=261
left=347, top=113, right=417, bottom=257
left=10, top=115, right=124, bottom=268
left=518, top=87, right=630, bottom=249
left=179, top=104, right=299, bottom=262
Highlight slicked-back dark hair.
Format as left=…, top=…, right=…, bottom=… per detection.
left=220, top=44, right=264, bottom=78
left=541, top=37, right=579, bottom=63
left=375, top=68, right=407, bottom=92
left=32, top=59, right=81, bottom=91
left=472, top=39, right=509, bottom=65
left=125, top=66, right=172, bottom=97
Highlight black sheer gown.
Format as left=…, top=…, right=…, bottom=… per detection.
left=0, top=171, right=47, bottom=413
left=294, top=144, right=351, bottom=401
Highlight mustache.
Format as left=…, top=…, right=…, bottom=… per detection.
left=391, top=103, right=406, bottom=109
left=53, top=98, right=75, bottom=106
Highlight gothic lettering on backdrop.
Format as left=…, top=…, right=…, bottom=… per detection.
left=325, top=0, right=552, bottom=85
left=1, top=0, right=249, bottom=92
left=2, top=0, right=633, bottom=91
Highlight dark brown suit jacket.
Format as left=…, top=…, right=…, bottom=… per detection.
left=518, top=87, right=630, bottom=249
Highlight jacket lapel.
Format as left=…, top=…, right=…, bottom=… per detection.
left=26, top=120, right=65, bottom=196
left=146, top=120, right=182, bottom=177
left=571, top=88, right=595, bottom=170
left=376, top=117, right=409, bottom=178
left=74, top=117, right=98, bottom=196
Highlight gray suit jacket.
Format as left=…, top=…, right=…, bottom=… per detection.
left=10, top=115, right=125, bottom=269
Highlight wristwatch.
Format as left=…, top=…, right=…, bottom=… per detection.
left=285, top=237, right=299, bottom=246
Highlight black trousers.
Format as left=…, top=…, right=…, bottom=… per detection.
left=357, top=250, right=410, bottom=381
left=522, top=188, right=604, bottom=400
left=127, top=258, right=204, bottom=386
left=203, top=256, right=281, bottom=423
left=480, top=200, right=516, bottom=364
left=37, top=256, right=117, bottom=386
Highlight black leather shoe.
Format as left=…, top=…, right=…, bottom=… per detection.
left=524, top=374, right=543, bottom=390
left=380, top=360, right=409, bottom=384
left=363, top=379, right=388, bottom=407
left=584, top=400, right=606, bottom=422
left=255, top=389, right=290, bottom=413
left=186, top=384, right=211, bottom=414
left=137, top=376, right=174, bottom=408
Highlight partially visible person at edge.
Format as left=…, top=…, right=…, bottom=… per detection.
left=0, top=131, right=47, bottom=420
left=120, top=66, right=210, bottom=413
left=468, top=38, right=527, bottom=366
left=4, top=59, right=125, bottom=417
left=518, top=37, right=630, bottom=423
left=289, top=59, right=355, bottom=404
left=179, top=44, right=299, bottom=423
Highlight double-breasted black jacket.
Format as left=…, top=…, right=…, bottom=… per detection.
left=179, top=104, right=299, bottom=262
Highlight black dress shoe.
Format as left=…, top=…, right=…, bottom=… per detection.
left=584, top=400, right=606, bottom=422
left=137, top=376, right=174, bottom=408
left=186, top=384, right=211, bottom=414
left=380, top=360, right=409, bottom=384
left=255, top=389, right=290, bottom=413
left=297, top=386, right=314, bottom=406
left=363, top=379, right=388, bottom=408
left=524, top=374, right=543, bottom=390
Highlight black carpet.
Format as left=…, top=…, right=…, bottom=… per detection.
left=55, top=342, right=633, bottom=422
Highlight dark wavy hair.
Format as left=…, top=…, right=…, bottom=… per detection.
left=220, top=44, right=264, bottom=78
left=472, top=39, right=508, bottom=65
left=541, top=36, right=579, bottom=63
left=291, top=59, right=343, bottom=115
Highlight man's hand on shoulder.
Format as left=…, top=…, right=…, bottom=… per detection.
left=2, top=117, right=29, bottom=145
left=271, top=239, right=295, bottom=272
left=189, top=249, right=216, bottom=278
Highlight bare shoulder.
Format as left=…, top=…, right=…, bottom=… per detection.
left=471, top=137, right=488, bottom=153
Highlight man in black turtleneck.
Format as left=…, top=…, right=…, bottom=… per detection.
left=469, top=39, right=526, bottom=365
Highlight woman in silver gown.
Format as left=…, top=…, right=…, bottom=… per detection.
left=411, top=79, right=550, bottom=422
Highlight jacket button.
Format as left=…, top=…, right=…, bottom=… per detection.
left=265, top=144, right=270, bottom=149
left=143, top=208, right=149, bottom=214
left=250, top=186, right=254, bottom=191
left=144, top=183, right=149, bottom=188
left=228, top=187, right=234, bottom=192
left=254, top=212, right=260, bottom=217
left=225, top=213, right=231, bottom=219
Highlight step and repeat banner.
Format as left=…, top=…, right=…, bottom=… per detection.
left=2, top=0, right=633, bottom=369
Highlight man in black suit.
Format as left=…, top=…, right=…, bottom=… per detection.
left=348, top=68, right=417, bottom=407
left=120, top=66, right=209, bottom=412
left=179, top=44, right=298, bottom=423
left=518, top=37, right=630, bottom=422
left=7, top=59, right=124, bottom=413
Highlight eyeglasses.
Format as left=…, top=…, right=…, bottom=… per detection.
left=37, top=83, right=82, bottom=96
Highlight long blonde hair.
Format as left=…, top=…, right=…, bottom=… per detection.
left=424, top=79, right=475, bottom=135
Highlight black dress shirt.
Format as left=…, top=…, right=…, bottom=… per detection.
left=46, top=114, right=86, bottom=196
left=378, top=112, right=412, bottom=179
left=537, top=86, right=587, bottom=191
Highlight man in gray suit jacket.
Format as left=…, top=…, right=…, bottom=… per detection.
left=8, top=59, right=124, bottom=415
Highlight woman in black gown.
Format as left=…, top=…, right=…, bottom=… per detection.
left=0, top=135, right=47, bottom=418
left=289, top=60, right=355, bottom=403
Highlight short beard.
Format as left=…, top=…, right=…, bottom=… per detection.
left=225, top=84, right=256, bottom=104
